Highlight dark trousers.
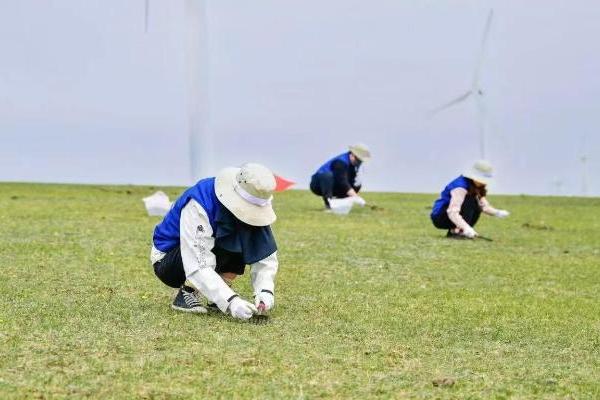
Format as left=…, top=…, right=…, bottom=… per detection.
left=153, top=246, right=245, bottom=289
left=310, top=173, right=361, bottom=207
left=431, top=195, right=481, bottom=230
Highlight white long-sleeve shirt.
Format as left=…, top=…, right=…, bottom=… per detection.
left=151, top=199, right=278, bottom=313
left=447, top=188, right=499, bottom=231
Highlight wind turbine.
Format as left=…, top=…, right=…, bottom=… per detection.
left=552, top=179, right=564, bottom=196
left=430, top=9, right=494, bottom=159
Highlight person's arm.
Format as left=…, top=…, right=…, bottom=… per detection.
left=250, top=251, right=278, bottom=311
left=479, top=196, right=510, bottom=218
left=479, top=196, right=498, bottom=216
left=179, top=200, right=237, bottom=313
left=447, top=187, right=472, bottom=231
left=331, top=160, right=352, bottom=194
left=331, top=160, right=366, bottom=205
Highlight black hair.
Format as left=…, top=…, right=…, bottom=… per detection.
left=466, top=178, right=487, bottom=197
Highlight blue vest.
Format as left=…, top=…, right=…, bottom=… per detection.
left=316, top=152, right=351, bottom=175
left=153, top=178, right=220, bottom=252
left=152, top=177, right=277, bottom=265
left=431, top=175, right=470, bottom=217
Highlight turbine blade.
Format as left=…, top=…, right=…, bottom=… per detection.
left=429, top=90, right=472, bottom=116
left=472, top=9, right=494, bottom=89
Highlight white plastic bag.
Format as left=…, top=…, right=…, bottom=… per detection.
left=142, top=191, right=172, bottom=216
left=328, top=197, right=354, bottom=215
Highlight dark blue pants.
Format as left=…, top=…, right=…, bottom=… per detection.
left=431, top=195, right=481, bottom=230
left=310, top=173, right=361, bottom=207
left=153, top=246, right=245, bottom=288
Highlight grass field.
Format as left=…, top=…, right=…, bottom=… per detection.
left=0, top=182, right=599, bottom=399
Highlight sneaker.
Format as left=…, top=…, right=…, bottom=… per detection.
left=171, top=285, right=208, bottom=314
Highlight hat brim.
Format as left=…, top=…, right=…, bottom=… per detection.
left=215, top=167, right=276, bottom=227
left=348, top=146, right=371, bottom=162
left=463, top=170, right=492, bottom=185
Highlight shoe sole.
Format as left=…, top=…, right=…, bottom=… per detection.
left=171, top=304, right=208, bottom=314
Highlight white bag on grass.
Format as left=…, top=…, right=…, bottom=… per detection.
left=329, top=197, right=354, bottom=215
left=142, top=191, right=172, bottom=216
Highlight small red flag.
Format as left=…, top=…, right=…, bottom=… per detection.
left=274, top=175, right=295, bottom=192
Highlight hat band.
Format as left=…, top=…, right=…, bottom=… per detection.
left=234, top=182, right=272, bottom=207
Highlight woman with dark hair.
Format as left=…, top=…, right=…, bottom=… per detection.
left=430, top=160, right=510, bottom=238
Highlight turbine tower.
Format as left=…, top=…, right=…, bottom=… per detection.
left=578, top=135, right=589, bottom=196
left=430, top=9, right=494, bottom=159
left=185, top=0, right=212, bottom=182
left=143, top=1, right=212, bottom=182
left=144, top=0, right=149, bottom=32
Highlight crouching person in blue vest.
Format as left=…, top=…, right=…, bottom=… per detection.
left=310, top=143, right=371, bottom=209
left=150, top=163, right=279, bottom=320
left=430, top=160, right=510, bottom=239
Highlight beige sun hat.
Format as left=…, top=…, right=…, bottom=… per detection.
left=215, top=163, right=277, bottom=226
left=348, top=143, right=371, bottom=162
left=463, top=160, right=494, bottom=185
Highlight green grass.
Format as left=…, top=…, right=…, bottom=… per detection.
left=1, top=182, right=599, bottom=399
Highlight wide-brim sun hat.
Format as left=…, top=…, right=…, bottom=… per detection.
left=463, top=160, right=494, bottom=185
left=348, top=143, right=371, bottom=162
left=215, top=163, right=277, bottom=226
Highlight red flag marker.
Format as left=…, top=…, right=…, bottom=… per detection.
left=274, top=175, right=295, bottom=192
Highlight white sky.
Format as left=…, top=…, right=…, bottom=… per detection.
left=1, top=0, right=599, bottom=195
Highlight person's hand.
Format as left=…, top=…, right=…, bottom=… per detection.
left=352, top=196, right=366, bottom=207
left=462, top=226, right=478, bottom=239
left=495, top=209, right=510, bottom=218
left=254, top=290, right=275, bottom=312
left=228, top=296, right=258, bottom=320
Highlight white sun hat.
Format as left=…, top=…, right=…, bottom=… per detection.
left=215, top=163, right=277, bottom=226
left=348, top=143, right=371, bottom=162
left=463, top=160, right=494, bottom=185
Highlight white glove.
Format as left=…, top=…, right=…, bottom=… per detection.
left=495, top=209, right=510, bottom=218
left=228, top=296, right=258, bottom=320
left=254, top=290, right=275, bottom=312
left=352, top=196, right=366, bottom=207
left=462, top=226, right=478, bottom=239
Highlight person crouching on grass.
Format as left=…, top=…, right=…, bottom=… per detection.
left=430, top=160, right=510, bottom=239
left=150, top=163, right=278, bottom=320
left=310, top=143, right=371, bottom=210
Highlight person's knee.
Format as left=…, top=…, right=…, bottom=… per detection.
left=431, top=213, right=453, bottom=229
left=153, top=262, right=185, bottom=288
left=432, top=218, right=447, bottom=229
left=469, top=212, right=481, bottom=226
